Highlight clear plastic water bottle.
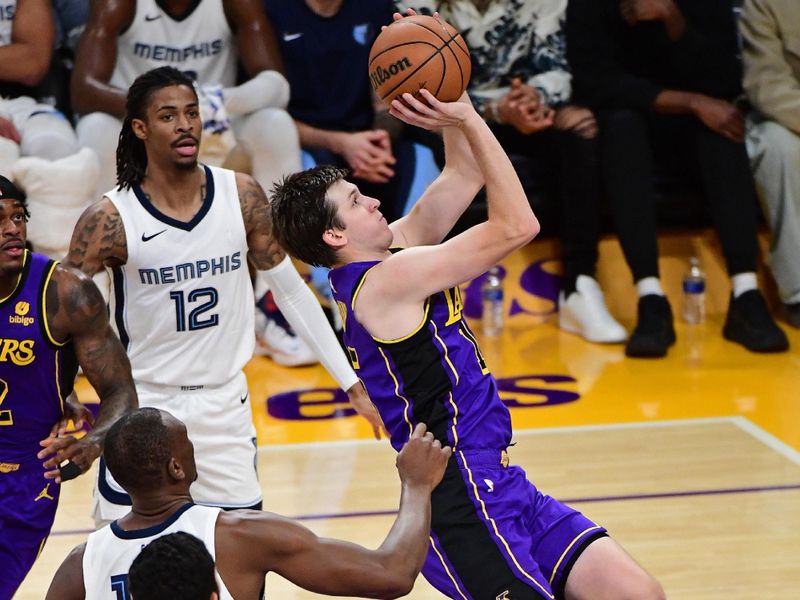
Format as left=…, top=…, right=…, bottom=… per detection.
left=481, top=267, right=504, bottom=336
left=682, top=257, right=706, bottom=324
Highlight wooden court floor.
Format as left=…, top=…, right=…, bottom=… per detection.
left=16, top=234, right=800, bottom=598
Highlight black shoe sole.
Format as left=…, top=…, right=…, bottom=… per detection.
left=722, top=324, right=789, bottom=353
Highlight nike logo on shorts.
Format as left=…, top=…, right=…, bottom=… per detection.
left=141, top=230, right=167, bottom=242
left=283, top=32, right=303, bottom=42
left=145, top=14, right=162, bottom=21
left=240, top=393, right=249, bottom=404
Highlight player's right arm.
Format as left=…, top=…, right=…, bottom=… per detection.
left=63, top=198, right=128, bottom=275
left=216, top=424, right=451, bottom=598
left=357, top=90, right=538, bottom=336
left=44, top=543, right=86, bottom=600
left=70, top=0, right=134, bottom=118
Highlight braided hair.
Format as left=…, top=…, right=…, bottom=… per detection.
left=115, top=66, right=197, bottom=190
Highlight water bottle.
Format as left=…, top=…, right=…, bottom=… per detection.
left=682, top=257, right=706, bottom=324
left=481, top=267, right=504, bottom=336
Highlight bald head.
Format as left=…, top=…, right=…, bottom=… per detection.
left=104, top=408, right=194, bottom=494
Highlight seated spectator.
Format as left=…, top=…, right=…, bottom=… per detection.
left=265, top=0, right=442, bottom=224
left=396, top=0, right=627, bottom=344
left=740, top=0, right=800, bottom=328
left=566, top=0, right=789, bottom=356
left=0, top=0, right=98, bottom=259
left=71, top=0, right=315, bottom=366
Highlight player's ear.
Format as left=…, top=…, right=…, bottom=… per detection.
left=323, top=228, right=346, bottom=249
left=167, top=456, right=186, bottom=481
left=131, top=118, right=148, bottom=141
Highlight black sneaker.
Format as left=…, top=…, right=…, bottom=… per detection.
left=625, top=295, right=676, bottom=358
left=723, top=290, right=789, bottom=353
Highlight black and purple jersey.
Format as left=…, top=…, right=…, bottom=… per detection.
left=330, top=258, right=513, bottom=452
left=0, top=250, right=76, bottom=464
left=330, top=256, right=608, bottom=599
left=0, top=250, right=76, bottom=599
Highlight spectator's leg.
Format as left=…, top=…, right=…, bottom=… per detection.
left=77, top=112, right=123, bottom=198
left=694, top=125, right=788, bottom=352
left=553, top=105, right=625, bottom=343
left=598, top=109, right=674, bottom=357
left=746, top=117, right=800, bottom=325
left=232, top=107, right=301, bottom=194
left=223, top=70, right=290, bottom=115
left=597, top=108, right=660, bottom=283
left=693, top=126, right=760, bottom=277
left=20, top=112, right=79, bottom=160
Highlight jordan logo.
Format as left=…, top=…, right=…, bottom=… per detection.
left=35, top=484, right=55, bottom=502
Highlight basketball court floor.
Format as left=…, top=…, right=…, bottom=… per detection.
left=16, top=233, right=800, bottom=599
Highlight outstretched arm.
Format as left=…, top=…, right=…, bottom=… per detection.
left=356, top=89, right=538, bottom=341
left=216, top=423, right=450, bottom=598
left=45, top=543, right=86, bottom=600
left=38, top=266, right=137, bottom=482
left=238, top=174, right=384, bottom=436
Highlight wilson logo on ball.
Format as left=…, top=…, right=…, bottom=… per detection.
left=368, top=14, right=471, bottom=106
left=369, top=57, right=413, bottom=89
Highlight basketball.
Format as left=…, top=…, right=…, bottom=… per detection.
left=368, top=15, right=471, bottom=107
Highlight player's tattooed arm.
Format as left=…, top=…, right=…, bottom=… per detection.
left=63, top=198, right=128, bottom=275
left=38, top=267, right=137, bottom=482
left=237, top=172, right=287, bottom=269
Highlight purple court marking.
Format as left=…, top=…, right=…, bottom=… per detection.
left=49, top=482, right=800, bottom=538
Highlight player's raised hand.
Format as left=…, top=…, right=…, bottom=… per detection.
left=396, top=423, right=452, bottom=490
left=389, top=89, right=478, bottom=131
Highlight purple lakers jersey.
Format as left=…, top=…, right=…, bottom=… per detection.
left=0, top=250, right=76, bottom=464
left=329, top=258, right=512, bottom=452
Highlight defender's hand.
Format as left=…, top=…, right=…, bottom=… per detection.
left=38, top=393, right=99, bottom=482
left=38, top=435, right=101, bottom=483
left=396, top=423, right=452, bottom=490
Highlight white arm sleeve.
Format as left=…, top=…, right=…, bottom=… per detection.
left=259, top=256, right=358, bottom=391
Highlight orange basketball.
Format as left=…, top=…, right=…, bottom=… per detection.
left=368, top=14, right=471, bottom=107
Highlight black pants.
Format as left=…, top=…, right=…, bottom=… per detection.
left=596, top=109, right=760, bottom=282
left=490, top=124, right=601, bottom=293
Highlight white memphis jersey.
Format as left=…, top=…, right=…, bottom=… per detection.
left=105, top=165, right=254, bottom=387
left=0, top=0, right=15, bottom=46
left=110, top=0, right=237, bottom=89
left=82, top=504, right=233, bottom=600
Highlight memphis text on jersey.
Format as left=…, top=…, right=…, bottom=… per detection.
left=138, top=251, right=241, bottom=286
left=133, top=39, right=223, bottom=63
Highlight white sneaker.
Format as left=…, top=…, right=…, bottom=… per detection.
left=559, top=275, right=627, bottom=343
left=254, top=308, right=318, bottom=367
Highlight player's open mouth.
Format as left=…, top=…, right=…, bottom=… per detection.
left=173, top=137, right=198, bottom=156
left=1, top=240, right=23, bottom=256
